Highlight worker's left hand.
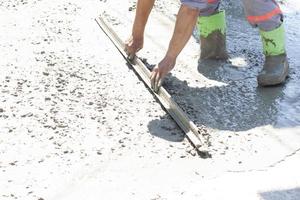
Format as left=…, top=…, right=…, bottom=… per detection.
left=150, top=56, right=176, bottom=93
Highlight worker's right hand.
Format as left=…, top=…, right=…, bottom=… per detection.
left=150, top=56, right=176, bottom=93
left=124, top=35, right=144, bottom=61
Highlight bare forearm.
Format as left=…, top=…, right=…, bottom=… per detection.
left=150, top=5, right=200, bottom=92
left=132, top=0, right=155, bottom=38
left=165, top=5, right=199, bottom=59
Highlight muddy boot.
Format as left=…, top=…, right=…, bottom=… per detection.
left=258, top=24, right=289, bottom=86
left=197, top=11, right=228, bottom=60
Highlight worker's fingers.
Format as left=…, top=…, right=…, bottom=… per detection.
left=124, top=47, right=129, bottom=55
left=155, top=74, right=164, bottom=93
left=127, top=45, right=142, bottom=61
left=127, top=53, right=135, bottom=61
left=124, top=44, right=131, bottom=57
left=150, top=72, right=156, bottom=90
left=124, top=44, right=134, bottom=61
left=124, top=38, right=132, bottom=55
left=154, top=72, right=161, bottom=93
left=124, top=36, right=143, bottom=62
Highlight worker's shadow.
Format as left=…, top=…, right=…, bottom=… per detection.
left=147, top=58, right=288, bottom=141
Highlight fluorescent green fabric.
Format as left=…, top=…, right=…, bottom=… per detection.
left=260, top=24, right=286, bottom=56
left=197, top=11, right=226, bottom=38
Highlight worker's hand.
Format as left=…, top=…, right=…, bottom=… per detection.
left=150, top=56, right=176, bottom=93
left=124, top=35, right=143, bottom=61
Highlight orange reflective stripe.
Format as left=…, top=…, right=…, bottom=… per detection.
left=208, top=0, right=217, bottom=3
left=247, top=7, right=282, bottom=24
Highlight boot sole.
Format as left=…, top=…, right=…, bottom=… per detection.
left=257, top=62, right=289, bottom=87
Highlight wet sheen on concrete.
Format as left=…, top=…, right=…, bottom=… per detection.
left=166, top=1, right=300, bottom=132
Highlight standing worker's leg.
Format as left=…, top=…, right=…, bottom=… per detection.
left=192, top=0, right=227, bottom=60
left=242, top=0, right=289, bottom=86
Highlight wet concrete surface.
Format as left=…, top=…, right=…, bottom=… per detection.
left=1, top=0, right=300, bottom=199
left=166, top=1, right=300, bottom=132
left=260, top=188, right=300, bottom=200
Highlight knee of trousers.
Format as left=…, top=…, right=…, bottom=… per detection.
left=180, top=0, right=220, bottom=16
left=242, top=0, right=284, bottom=31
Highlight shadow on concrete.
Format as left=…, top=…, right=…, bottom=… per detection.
left=146, top=56, right=299, bottom=144
left=147, top=116, right=185, bottom=142
left=143, top=53, right=293, bottom=142
left=260, top=188, right=300, bottom=200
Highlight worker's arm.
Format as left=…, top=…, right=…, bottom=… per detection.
left=125, top=0, right=155, bottom=60
left=150, top=5, right=199, bottom=92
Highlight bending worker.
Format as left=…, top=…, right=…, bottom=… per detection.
left=125, top=0, right=289, bottom=92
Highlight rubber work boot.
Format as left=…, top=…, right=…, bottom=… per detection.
left=197, top=11, right=228, bottom=60
left=258, top=24, right=289, bottom=86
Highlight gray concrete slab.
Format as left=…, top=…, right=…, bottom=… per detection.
left=0, top=0, right=299, bottom=199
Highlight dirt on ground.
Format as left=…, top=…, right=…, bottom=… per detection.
left=1, top=0, right=300, bottom=200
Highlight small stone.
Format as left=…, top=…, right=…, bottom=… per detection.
left=190, top=150, right=197, bottom=157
